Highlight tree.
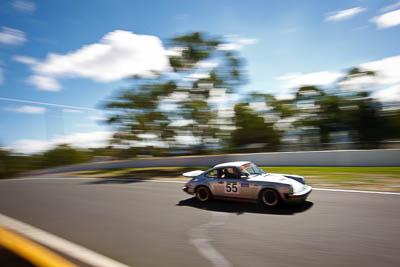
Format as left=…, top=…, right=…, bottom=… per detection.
left=105, top=32, right=246, bottom=155
left=343, top=92, right=385, bottom=148
left=291, top=68, right=387, bottom=149
left=231, top=102, right=281, bottom=151
left=39, top=144, right=92, bottom=168
left=106, top=81, right=176, bottom=155
left=339, top=68, right=385, bottom=148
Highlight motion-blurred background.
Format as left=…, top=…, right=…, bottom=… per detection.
left=1, top=0, right=400, bottom=177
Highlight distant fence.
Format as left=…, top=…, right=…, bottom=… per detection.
left=48, top=149, right=400, bottom=174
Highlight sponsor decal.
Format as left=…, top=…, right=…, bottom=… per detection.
left=241, top=183, right=249, bottom=187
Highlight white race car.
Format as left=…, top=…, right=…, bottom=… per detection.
left=182, top=161, right=312, bottom=207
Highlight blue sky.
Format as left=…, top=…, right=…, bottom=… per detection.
left=0, top=0, right=399, bottom=153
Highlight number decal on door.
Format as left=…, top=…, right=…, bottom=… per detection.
left=224, top=182, right=239, bottom=194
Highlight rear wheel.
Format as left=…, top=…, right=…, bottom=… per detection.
left=260, top=189, right=280, bottom=207
left=195, top=186, right=212, bottom=202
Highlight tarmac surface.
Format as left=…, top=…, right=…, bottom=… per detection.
left=0, top=177, right=399, bottom=267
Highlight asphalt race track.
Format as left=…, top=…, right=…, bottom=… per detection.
left=0, top=177, right=399, bottom=267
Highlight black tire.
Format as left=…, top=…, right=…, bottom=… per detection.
left=195, top=186, right=212, bottom=202
left=260, top=189, right=280, bottom=207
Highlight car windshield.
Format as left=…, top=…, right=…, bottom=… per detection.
left=240, top=163, right=265, bottom=176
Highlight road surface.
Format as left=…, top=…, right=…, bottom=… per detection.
left=0, top=177, right=399, bottom=267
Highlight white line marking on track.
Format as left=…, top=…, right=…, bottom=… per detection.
left=5, top=177, right=400, bottom=195
left=189, top=212, right=232, bottom=267
left=312, top=188, right=400, bottom=195
left=0, top=213, right=130, bottom=267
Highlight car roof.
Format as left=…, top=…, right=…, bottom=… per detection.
left=213, top=161, right=252, bottom=168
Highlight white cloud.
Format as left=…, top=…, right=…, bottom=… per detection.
left=0, top=96, right=97, bottom=111
left=158, top=103, right=177, bottom=111
left=6, top=105, right=46, bottom=114
left=175, top=134, right=200, bottom=146
left=325, top=7, right=366, bottom=21
left=237, top=38, right=257, bottom=46
left=276, top=55, right=400, bottom=95
left=339, top=74, right=377, bottom=91
left=276, top=71, right=344, bottom=89
left=371, top=9, right=400, bottom=29
left=338, top=55, right=400, bottom=92
left=17, top=30, right=172, bottom=91
left=371, top=84, right=400, bottom=102
left=249, top=101, right=267, bottom=111
left=169, top=119, right=194, bottom=127
left=166, top=91, right=189, bottom=102
left=208, top=88, right=227, bottom=103
left=13, top=140, right=52, bottom=154
left=276, top=92, right=296, bottom=100
left=217, top=36, right=258, bottom=51
left=13, top=55, right=38, bottom=65
left=380, top=2, right=400, bottom=13
left=166, top=46, right=184, bottom=57
left=159, top=91, right=188, bottom=110
left=13, top=131, right=113, bottom=154
left=0, top=27, right=26, bottom=45
left=88, top=116, right=107, bottom=121
left=28, top=75, right=61, bottom=91
left=217, top=43, right=239, bottom=51
left=217, top=106, right=235, bottom=118
left=187, top=72, right=210, bottom=80
left=63, top=109, right=82, bottom=113
left=12, top=0, right=36, bottom=13
left=196, top=60, right=218, bottom=69
left=35, top=30, right=170, bottom=81
left=359, top=55, right=400, bottom=85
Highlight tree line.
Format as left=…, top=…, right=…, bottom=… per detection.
left=104, top=32, right=400, bottom=156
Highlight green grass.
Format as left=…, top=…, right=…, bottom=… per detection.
left=260, top=166, right=400, bottom=175
left=68, top=166, right=400, bottom=192
left=259, top=167, right=400, bottom=191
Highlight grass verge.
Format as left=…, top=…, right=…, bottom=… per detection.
left=64, top=166, right=400, bottom=192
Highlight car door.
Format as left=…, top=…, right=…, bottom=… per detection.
left=220, top=167, right=242, bottom=198
left=234, top=167, right=257, bottom=199
left=220, top=176, right=255, bottom=200
left=223, top=177, right=241, bottom=198
left=209, top=168, right=227, bottom=197
left=211, top=167, right=250, bottom=199
left=204, top=169, right=224, bottom=196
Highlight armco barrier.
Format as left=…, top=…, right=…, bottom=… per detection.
left=49, top=149, right=400, bottom=174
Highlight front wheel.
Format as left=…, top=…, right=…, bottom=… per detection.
left=195, top=186, right=212, bottom=202
left=260, top=189, right=280, bottom=207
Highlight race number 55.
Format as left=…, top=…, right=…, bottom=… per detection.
left=225, top=182, right=239, bottom=194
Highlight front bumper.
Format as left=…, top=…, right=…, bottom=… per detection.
left=182, top=186, right=195, bottom=195
left=284, top=185, right=312, bottom=204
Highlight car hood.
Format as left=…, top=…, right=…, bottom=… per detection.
left=247, top=173, right=305, bottom=193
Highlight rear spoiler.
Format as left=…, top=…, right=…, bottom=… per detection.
left=182, top=170, right=204, bottom=178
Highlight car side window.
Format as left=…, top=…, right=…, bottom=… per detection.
left=233, top=167, right=243, bottom=178
left=217, top=167, right=241, bottom=179
left=230, top=167, right=241, bottom=179
left=205, top=170, right=217, bottom=178
left=216, top=168, right=225, bottom=179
